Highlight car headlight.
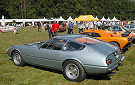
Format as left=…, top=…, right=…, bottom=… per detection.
left=106, top=59, right=112, bottom=65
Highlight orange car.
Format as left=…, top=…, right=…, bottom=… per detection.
left=81, top=30, right=132, bottom=51
left=102, top=25, right=135, bottom=41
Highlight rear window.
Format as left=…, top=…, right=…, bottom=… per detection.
left=75, top=38, right=99, bottom=44
left=63, top=41, right=85, bottom=51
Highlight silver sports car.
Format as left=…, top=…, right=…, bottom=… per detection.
left=6, top=35, right=125, bottom=82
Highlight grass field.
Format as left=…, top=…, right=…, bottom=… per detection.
left=0, top=27, right=135, bottom=85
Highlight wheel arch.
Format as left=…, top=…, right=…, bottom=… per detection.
left=62, top=59, right=82, bottom=67
left=109, top=41, right=121, bottom=48
left=11, top=49, right=21, bottom=57
left=62, top=59, right=87, bottom=73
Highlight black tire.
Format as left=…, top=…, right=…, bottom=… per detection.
left=12, top=51, right=25, bottom=66
left=109, top=42, right=119, bottom=47
left=63, top=60, right=86, bottom=82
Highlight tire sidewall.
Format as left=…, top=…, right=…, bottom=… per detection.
left=63, top=60, right=86, bottom=82
left=12, top=51, right=25, bottom=66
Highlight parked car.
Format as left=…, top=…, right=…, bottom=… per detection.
left=6, top=35, right=124, bottom=82
left=45, top=27, right=66, bottom=32
left=81, top=30, right=132, bottom=52
left=123, top=24, right=135, bottom=31
left=102, top=25, right=135, bottom=41
left=0, top=26, right=15, bottom=33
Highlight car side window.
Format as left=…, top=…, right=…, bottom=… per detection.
left=41, top=39, right=52, bottom=49
left=42, top=38, right=67, bottom=50
left=93, top=33, right=101, bottom=37
left=63, top=41, right=85, bottom=51
left=112, top=26, right=122, bottom=31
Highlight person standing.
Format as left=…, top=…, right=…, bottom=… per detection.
left=37, top=22, right=41, bottom=32
left=89, top=21, right=94, bottom=29
left=14, top=25, right=18, bottom=34
left=85, top=22, right=89, bottom=30
left=67, top=21, right=73, bottom=34
left=41, top=23, right=45, bottom=32
left=123, top=21, right=125, bottom=25
left=20, top=23, right=23, bottom=29
left=111, top=21, right=116, bottom=25
left=47, top=21, right=54, bottom=39
left=78, top=22, right=84, bottom=33
left=97, top=20, right=102, bottom=29
left=52, top=20, right=59, bottom=37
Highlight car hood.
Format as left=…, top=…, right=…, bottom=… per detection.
left=86, top=42, right=118, bottom=55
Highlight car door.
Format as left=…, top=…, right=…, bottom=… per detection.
left=36, top=38, right=67, bottom=69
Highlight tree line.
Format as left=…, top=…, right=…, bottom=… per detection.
left=0, top=0, right=135, bottom=20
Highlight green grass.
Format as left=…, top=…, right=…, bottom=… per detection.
left=0, top=27, right=135, bottom=85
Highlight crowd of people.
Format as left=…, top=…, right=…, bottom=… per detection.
left=34, top=20, right=132, bottom=39
left=2, top=19, right=133, bottom=38
left=37, top=20, right=67, bottom=39
left=76, top=20, right=129, bottom=33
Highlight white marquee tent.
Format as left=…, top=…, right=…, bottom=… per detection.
left=107, top=17, right=112, bottom=21
left=101, top=16, right=106, bottom=21
left=111, top=16, right=119, bottom=21
left=67, top=16, right=73, bottom=22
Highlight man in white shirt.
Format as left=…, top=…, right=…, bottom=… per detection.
left=89, top=21, right=94, bottom=29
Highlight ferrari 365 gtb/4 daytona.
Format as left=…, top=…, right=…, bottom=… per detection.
left=6, top=35, right=125, bottom=82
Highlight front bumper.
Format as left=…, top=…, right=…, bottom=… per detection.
left=122, top=42, right=132, bottom=53
left=132, top=38, right=135, bottom=42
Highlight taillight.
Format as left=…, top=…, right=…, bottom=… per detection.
left=106, top=59, right=112, bottom=65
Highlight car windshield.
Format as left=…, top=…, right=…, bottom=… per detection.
left=102, top=26, right=112, bottom=31
left=75, top=37, right=99, bottom=44
left=121, top=26, right=129, bottom=31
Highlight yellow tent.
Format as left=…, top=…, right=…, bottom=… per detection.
left=73, top=15, right=98, bottom=21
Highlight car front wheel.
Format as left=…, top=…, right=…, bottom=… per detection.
left=63, top=60, right=86, bottom=82
left=12, top=51, right=25, bottom=66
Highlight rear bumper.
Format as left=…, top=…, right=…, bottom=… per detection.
left=84, top=64, right=119, bottom=74
left=84, top=56, right=125, bottom=75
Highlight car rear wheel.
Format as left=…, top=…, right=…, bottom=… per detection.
left=109, top=42, right=119, bottom=47
left=12, top=51, right=25, bottom=66
left=63, top=60, right=86, bottom=82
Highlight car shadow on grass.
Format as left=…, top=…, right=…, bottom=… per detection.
left=27, top=63, right=112, bottom=80
left=86, top=75, right=111, bottom=80
left=27, top=64, right=63, bottom=74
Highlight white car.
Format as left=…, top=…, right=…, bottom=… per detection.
left=0, top=26, right=15, bottom=33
